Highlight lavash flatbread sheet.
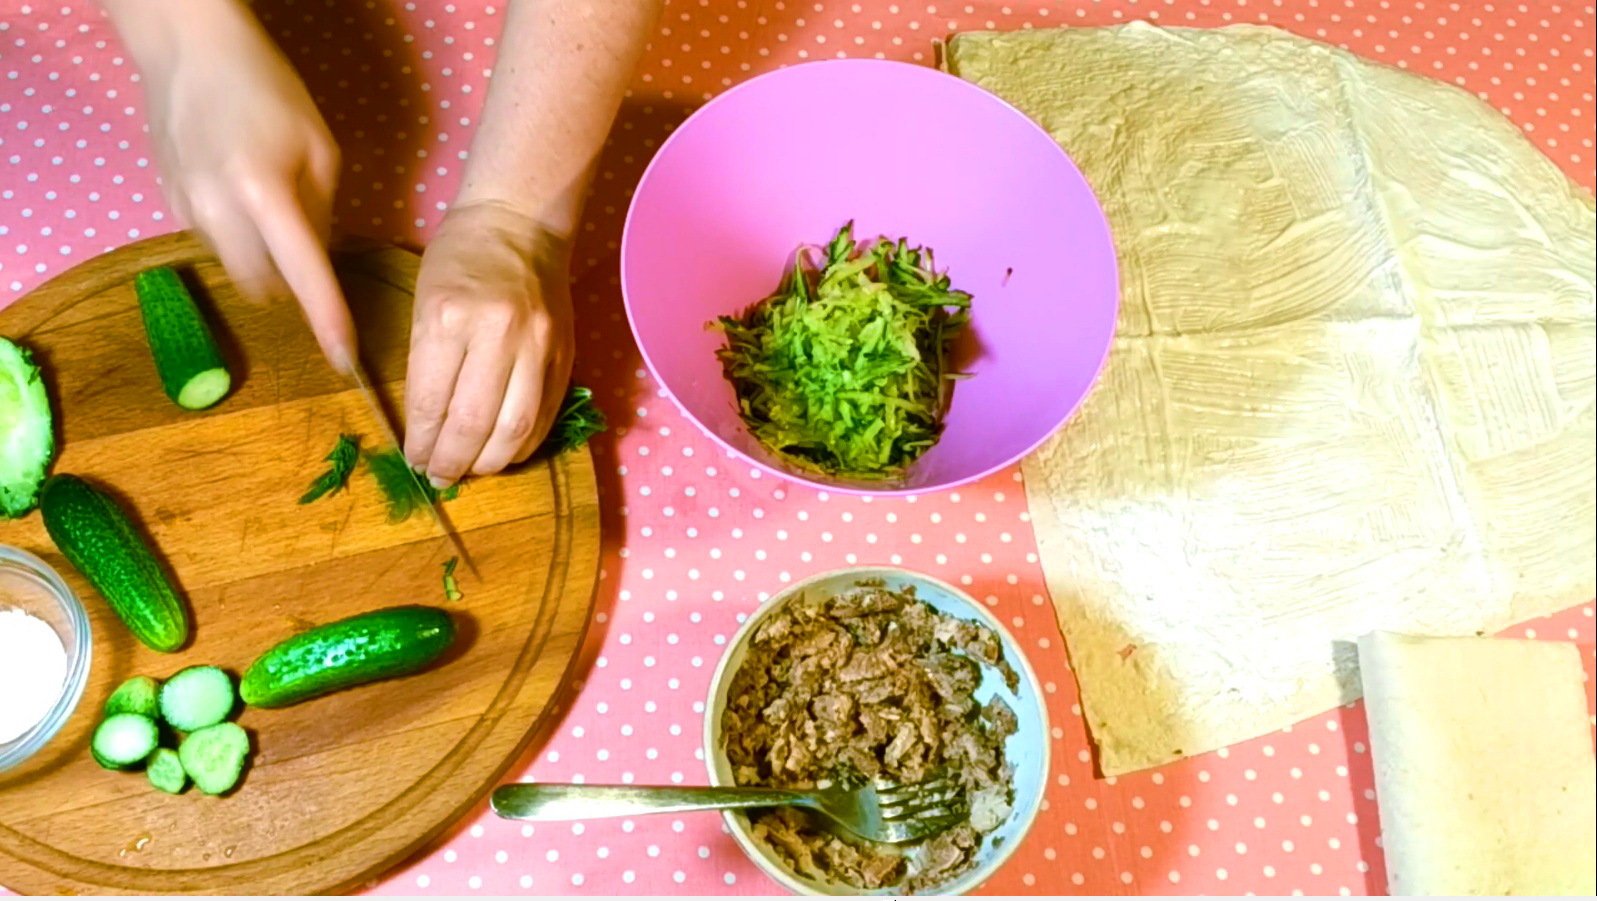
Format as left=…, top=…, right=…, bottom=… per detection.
left=945, top=23, right=1597, bottom=775
left=1357, top=632, right=1597, bottom=896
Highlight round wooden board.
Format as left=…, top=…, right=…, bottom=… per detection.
left=0, top=232, right=601, bottom=895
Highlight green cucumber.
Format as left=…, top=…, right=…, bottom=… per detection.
left=40, top=474, right=192, bottom=652
left=146, top=747, right=188, bottom=794
left=177, top=722, right=250, bottom=795
left=0, top=336, right=55, bottom=518
left=104, top=675, right=161, bottom=719
left=241, top=605, right=457, bottom=708
left=91, top=713, right=159, bottom=770
left=158, top=666, right=235, bottom=732
left=133, top=266, right=231, bottom=410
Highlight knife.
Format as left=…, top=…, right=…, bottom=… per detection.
left=348, top=360, right=480, bottom=579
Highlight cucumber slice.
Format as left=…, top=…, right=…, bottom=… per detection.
left=40, top=473, right=192, bottom=653
left=132, top=266, right=231, bottom=410
left=0, top=336, right=55, bottom=518
left=178, top=722, right=250, bottom=795
left=91, top=713, right=159, bottom=770
left=146, top=747, right=188, bottom=794
left=158, top=666, right=235, bottom=732
left=104, top=675, right=161, bottom=719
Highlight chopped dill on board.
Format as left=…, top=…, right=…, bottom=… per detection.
left=441, top=556, right=462, bottom=602
left=298, top=433, right=361, bottom=504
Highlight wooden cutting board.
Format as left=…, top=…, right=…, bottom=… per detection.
left=0, top=233, right=601, bottom=895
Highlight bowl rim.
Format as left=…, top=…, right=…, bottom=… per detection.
left=702, top=565, right=1051, bottom=895
left=620, top=57, right=1120, bottom=497
left=0, top=545, right=94, bottom=773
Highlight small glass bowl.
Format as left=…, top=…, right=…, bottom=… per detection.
left=0, top=545, right=93, bottom=774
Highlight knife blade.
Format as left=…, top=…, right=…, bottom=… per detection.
left=348, top=360, right=480, bottom=579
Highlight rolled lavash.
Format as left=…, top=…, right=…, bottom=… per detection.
left=1358, top=632, right=1597, bottom=896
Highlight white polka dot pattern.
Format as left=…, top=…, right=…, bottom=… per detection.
left=1, top=0, right=1592, bottom=895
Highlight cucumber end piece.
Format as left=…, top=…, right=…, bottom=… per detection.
left=175, top=368, right=231, bottom=410
left=104, top=675, right=162, bottom=719
left=146, top=747, right=188, bottom=794
left=178, top=722, right=251, bottom=796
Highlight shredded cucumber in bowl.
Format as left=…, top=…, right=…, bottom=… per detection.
left=712, top=223, right=972, bottom=480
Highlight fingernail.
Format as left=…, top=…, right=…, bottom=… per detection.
left=429, top=475, right=453, bottom=491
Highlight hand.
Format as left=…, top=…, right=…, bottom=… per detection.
left=403, top=202, right=576, bottom=486
left=131, top=1, right=353, bottom=369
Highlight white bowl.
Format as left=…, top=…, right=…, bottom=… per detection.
left=704, top=567, right=1050, bottom=895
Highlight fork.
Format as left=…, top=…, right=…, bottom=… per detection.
left=490, top=774, right=968, bottom=844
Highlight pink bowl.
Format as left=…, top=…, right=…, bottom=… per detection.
left=622, top=59, right=1119, bottom=495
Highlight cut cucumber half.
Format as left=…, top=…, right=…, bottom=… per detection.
left=0, top=336, right=55, bottom=518
left=146, top=747, right=188, bottom=794
left=178, top=722, right=250, bottom=795
left=104, top=675, right=161, bottom=719
left=91, top=713, right=159, bottom=770
left=176, top=367, right=231, bottom=411
left=158, top=666, right=236, bottom=732
left=132, top=266, right=232, bottom=411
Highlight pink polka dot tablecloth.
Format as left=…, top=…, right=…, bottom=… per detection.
left=2, top=0, right=1594, bottom=895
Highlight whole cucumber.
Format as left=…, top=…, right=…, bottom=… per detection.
left=241, top=605, right=457, bottom=708
left=40, top=474, right=191, bottom=652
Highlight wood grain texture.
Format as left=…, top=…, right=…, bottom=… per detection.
left=0, top=232, right=601, bottom=895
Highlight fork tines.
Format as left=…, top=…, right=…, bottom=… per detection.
left=877, top=776, right=968, bottom=822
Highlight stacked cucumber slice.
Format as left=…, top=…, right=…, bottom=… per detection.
left=91, top=667, right=252, bottom=796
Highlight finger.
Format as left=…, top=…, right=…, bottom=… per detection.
left=163, top=182, right=194, bottom=232
left=402, top=315, right=469, bottom=469
left=425, top=339, right=516, bottom=487
left=469, top=357, right=540, bottom=476
left=246, top=184, right=356, bottom=372
left=511, top=347, right=575, bottom=466
left=299, top=139, right=339, bottom=246
left=298, top=168, right=333, bottom=248
left=304, top=131, right=340, bottom=200
left=187, top=192, right=285, bottom=303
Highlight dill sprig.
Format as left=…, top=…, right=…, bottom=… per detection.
left=535, top=386, right=607, bottom=459
left=298, top=433, right=361, bottom=504
left=362, top=448, right=459, bottom=523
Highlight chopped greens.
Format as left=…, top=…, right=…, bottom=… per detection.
left=331, top=385, right=602, bottom=525
left=711, top=222, right=972, bottom=479
left=362, top=448, right=459, bottom=524
left=536, top=386, right=607, bottom=459
left=442, top=556, right=462, bottom=602
left=298, top=433, right=361, bottom=504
